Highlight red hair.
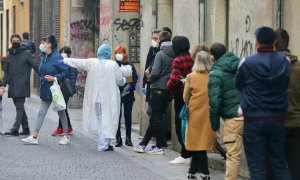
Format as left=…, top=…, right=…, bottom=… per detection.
left=113, top=45, right=129, bottom=63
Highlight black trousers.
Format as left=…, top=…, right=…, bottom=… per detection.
left=140, top=89, right=170, bottom=148
left=12, top=97, right=29, bottom=131
left=173, top=92, right=192, bottom=158
left=188, top=151, right=209, bottom=175
left=58, top=95, right=72, bottom=128
left=116, top=101, right=134, bottom=138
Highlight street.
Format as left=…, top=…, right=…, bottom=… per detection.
left=0, top=94, right=226, bottom=180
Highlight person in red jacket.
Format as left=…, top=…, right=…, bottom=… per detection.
left=167, top=36, right=194, bottom=165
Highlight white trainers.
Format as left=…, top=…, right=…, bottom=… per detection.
left=59, top=135, right=70, bottom=145
left=21, top=135, right=39, bottom=145
left=147, top=146, right=164, bottom=155
left=133, top=144, right=146, bottom=153
left=169, top=156, right=191, bottom=165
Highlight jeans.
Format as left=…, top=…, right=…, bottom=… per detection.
left=116, top=101, right=134, bottom=138
left=35, top=100, right=68, bottom=133
left=12, top=97, right=29, bottom=131
left=140, top=89, right=170, bottom=148
left=285, top=127, right=300, bottom=180
left=243, top=119, right=291, bottom=180
left=173, top=92, right=192, bottom=158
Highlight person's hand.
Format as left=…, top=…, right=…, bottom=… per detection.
left=57, top=59, right=64, bottom=65
left=142, top=87, right=147, bottom=95
left=214, top=130, right=221, bottom=139
left=145, top=69, right=150, bottom=77
left=0, top=86, right=5, bottom=96
left=44, top=75, right=55, bottom=82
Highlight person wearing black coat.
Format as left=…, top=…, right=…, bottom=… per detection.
left=113, top=45, right=138, bottom=147
left=0, top=34, right=39, bottom=136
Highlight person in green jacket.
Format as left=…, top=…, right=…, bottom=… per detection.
left=208, top=43, right=243, bottom=180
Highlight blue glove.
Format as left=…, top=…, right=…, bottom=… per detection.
left=126, top=85, right=133, bottom=92
left=142, top=87, right=147, bottom=95
left=57, top=59, right=64, bottom=65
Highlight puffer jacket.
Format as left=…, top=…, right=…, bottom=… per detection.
left=208, top=52, right=241, bottom=131
left=149, top=41, right=175, bottom=90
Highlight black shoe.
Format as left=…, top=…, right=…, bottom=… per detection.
left=115, top=137, right=123, bottom=147
left=104, top=145, right=114, bottom=151
left=187, top=174, right=197, bottom=179
left=125, top=136, right=133, bottom=146
left=4, top=129, right=19, bottom=136
left=19, top=128, right=30, bottom=136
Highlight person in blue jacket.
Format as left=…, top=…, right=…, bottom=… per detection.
left=21, top=35, right=71, bottom=145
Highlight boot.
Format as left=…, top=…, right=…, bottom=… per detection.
left=115, top=136, right=123, bottom=147
left=200, top=174, right=211, bottom=180
left=19, top=128, right=30, bottom=135
left=125, top=136, right=133, bottom=146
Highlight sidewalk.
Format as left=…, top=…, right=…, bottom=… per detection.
left=2, top=94, right=228, bottom=179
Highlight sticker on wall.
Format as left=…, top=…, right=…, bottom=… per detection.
left=119, top=0, right=140, bottom=12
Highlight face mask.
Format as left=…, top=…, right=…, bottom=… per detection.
left=115, top=53, right=124, bottom=61
left=151, top=39, right=158, bottom=48
left=12, top=42, right=20, bottom=49
left=61, top=53, right=68, bottom=58
left=39, top=44, right=45, bottom=52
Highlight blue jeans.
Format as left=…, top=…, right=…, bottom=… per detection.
left=243, top=119, right=291, bottom=180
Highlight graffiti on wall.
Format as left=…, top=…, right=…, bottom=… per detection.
left=97, top=0, right=113, bottom=45
left=114, top=18, right=143, bottom=31
left=70, top=19, right=95, bottom=41
left=230, top=15, right=254, bottom=58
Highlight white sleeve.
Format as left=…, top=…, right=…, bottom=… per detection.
left=63, top=58, right=96, bottom=72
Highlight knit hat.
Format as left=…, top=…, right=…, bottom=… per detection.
left=255, top=26, right=275, bottom=45
left=97, top=44, right=111, bottom=60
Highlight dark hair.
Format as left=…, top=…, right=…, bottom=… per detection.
left=10, top=34, right=21, bottom=42
left=22, top=32, right=29, bottom=40
left=172, top=36, right=190, bottom=56
left=59, top=46, right=72, bottom=57
left=162, top=27, right=172, bottom=36
left=158, top=31, right=171, bottom=42
left=41, top=37, right=46, bottom=42
left=210, top=43, right=227, bottom=60
left=152, top=29, right=160, bottom=35
left=275, top=29, right=289, bottom=51
left=45, top=35, right=58, bottom=50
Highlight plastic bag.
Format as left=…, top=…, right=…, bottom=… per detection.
left=50, top=78, right=66, bottom=111
left=120, top=64, right=132, bottom=77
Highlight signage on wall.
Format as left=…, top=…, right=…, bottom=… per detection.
left=119, top=0, right=140, bottom=12
left=0, top=0, right=3, bottom=11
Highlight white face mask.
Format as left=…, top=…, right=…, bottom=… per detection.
left=61, top=52, right=68, bottom=58
left=115, top=53, right=124, bottom=61
left=151, top=39, right=158, bottom=48
left=39, top=43, right=46, bottom=52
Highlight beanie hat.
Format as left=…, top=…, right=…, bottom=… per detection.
left=97, top=44, right=111, bottom=60
left=255, top=26, right=275, bottom=45
left=210, top=43, right=226, bottom=60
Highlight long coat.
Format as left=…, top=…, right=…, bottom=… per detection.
left=1, top=47, right=39, bottom=98
left=183, top=72, right=216, bottom=151
left=63, top=58, right=125, bottom=138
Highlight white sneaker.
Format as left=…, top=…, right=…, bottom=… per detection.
left=147, top=146, right=164, bottom=155
left=169, top=156, right=191, bottom=165
left=21, top=135, right=39, bottom=145
left=133, top=144, right=146, bottom=153
left=59, top=135, right=70, bottom=145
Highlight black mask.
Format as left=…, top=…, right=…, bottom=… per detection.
left=12, top=42, right=21, bottom=49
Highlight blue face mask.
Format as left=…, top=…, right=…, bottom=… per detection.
left=39, top=43, right=45, bottom=52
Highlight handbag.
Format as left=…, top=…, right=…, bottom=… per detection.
left=60, top=77, right=76, bottom=97
left=50, top=78, right=66, bottom=111
left=179, top=75, right=191, bottom=144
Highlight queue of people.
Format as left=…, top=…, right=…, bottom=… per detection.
left=0, top=26, right=299, bottom=180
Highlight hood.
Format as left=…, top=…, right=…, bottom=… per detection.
left=97, top=44, right=111, bottom=60
left=172, top=36, right=190, bottom=56
left=212, top=52, right=240, bottom=73
left=246, top=52, right=290, bottom=83
left=160, top=41, right=175, bottom=57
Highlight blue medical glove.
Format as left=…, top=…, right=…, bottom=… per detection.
left=57, top=59, right=64, bottom=65
left=126, top=85, right=133, bottom=92
left=142, top=87, right=147, bottom=95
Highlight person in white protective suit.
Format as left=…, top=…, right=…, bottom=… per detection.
left=61, top=44, right=126, bottom=151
